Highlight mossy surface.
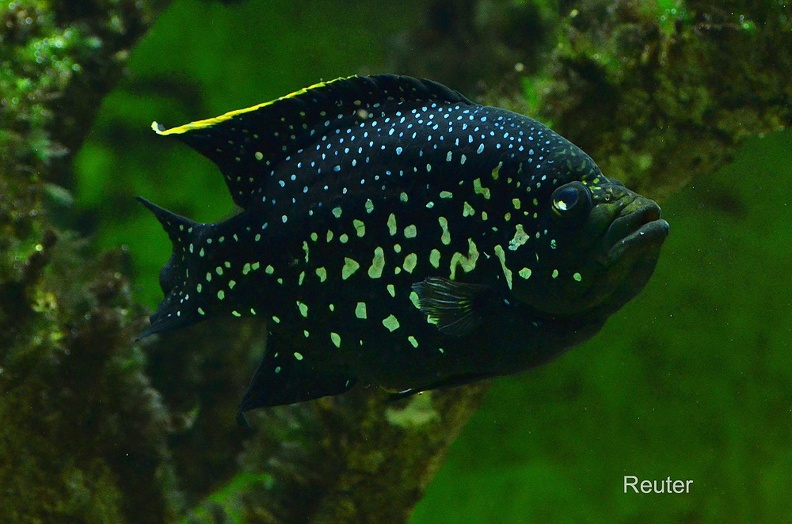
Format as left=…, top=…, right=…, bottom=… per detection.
left=1, top=1, right=176, bottom=522
left=532, top=0, right=791, bottom=198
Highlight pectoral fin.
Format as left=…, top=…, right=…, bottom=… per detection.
left=387, top=372, right=493, bottom=401
left=411, top=277, right=491, bottom=337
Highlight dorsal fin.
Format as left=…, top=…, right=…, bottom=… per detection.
left=136, top=197, right=199, bottom=254
left=151, top=75, right=473, bottom=208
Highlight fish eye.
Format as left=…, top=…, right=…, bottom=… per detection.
left=551, top=182, right=592, bottom=219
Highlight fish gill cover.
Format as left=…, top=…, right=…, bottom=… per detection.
left=136, top=74, right=669, bottom=424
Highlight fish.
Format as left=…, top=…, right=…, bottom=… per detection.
left=137, top=74, right=669, bottom=424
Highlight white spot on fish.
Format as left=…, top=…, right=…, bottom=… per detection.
left=382, top=314, right=400, bottom=332
left=429, top=249, right=441, bottom=269
left=353, top=219, right=366, bottom=237
left=368, top=247, right=385, bottom=278
left=438, top=216, right=451, bottom=245
left=494, top=245, right=513, bottom=289
left=296, top=301, right=308, bottom=317
left=342, top=257, right=360, bottom=279
left=403, top=253, right=418, bottom=273
left=449, top=238, right=479, bottom=279
left=463, top=202, right=475, bottom=217
left=387, top=213, right=398, bottom=236
left=473, top=178, right=491, bottom=199
left=508, top=224, right=530, bottom=251
left=355, top=302, right=368, bottom=319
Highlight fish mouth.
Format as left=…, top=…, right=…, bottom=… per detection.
left=604, top=204, right=669, bottom=263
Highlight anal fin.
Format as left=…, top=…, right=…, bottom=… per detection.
left=237, top=331, right=356, bottom=425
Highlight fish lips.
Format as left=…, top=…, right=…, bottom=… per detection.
left=603, top=205, right=669, bottom=264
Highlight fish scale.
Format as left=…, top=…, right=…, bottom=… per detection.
left=138, top=74, right=668, bottom=423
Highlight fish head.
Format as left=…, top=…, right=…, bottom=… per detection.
left=509, top=172, right=669, bottom=318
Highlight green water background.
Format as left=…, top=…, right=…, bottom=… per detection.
left=75, top=0, right=792, bottom=521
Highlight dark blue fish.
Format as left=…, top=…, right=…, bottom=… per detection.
left=137, top=75, right=668, bottom=423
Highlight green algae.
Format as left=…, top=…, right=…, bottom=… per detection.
left=530, top=0, right=790, bottom=199
left=1, top=1, right=179, bottom=522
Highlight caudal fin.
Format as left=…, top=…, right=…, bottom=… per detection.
left=137, top=197, right=205, bottom=338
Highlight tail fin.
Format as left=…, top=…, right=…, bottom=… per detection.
left=137, top=197, right=198, bottom=260
left=137, top=197, right=205, bottom=339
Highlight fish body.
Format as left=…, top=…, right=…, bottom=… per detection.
left=138, top=75, right=668, bottom=419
